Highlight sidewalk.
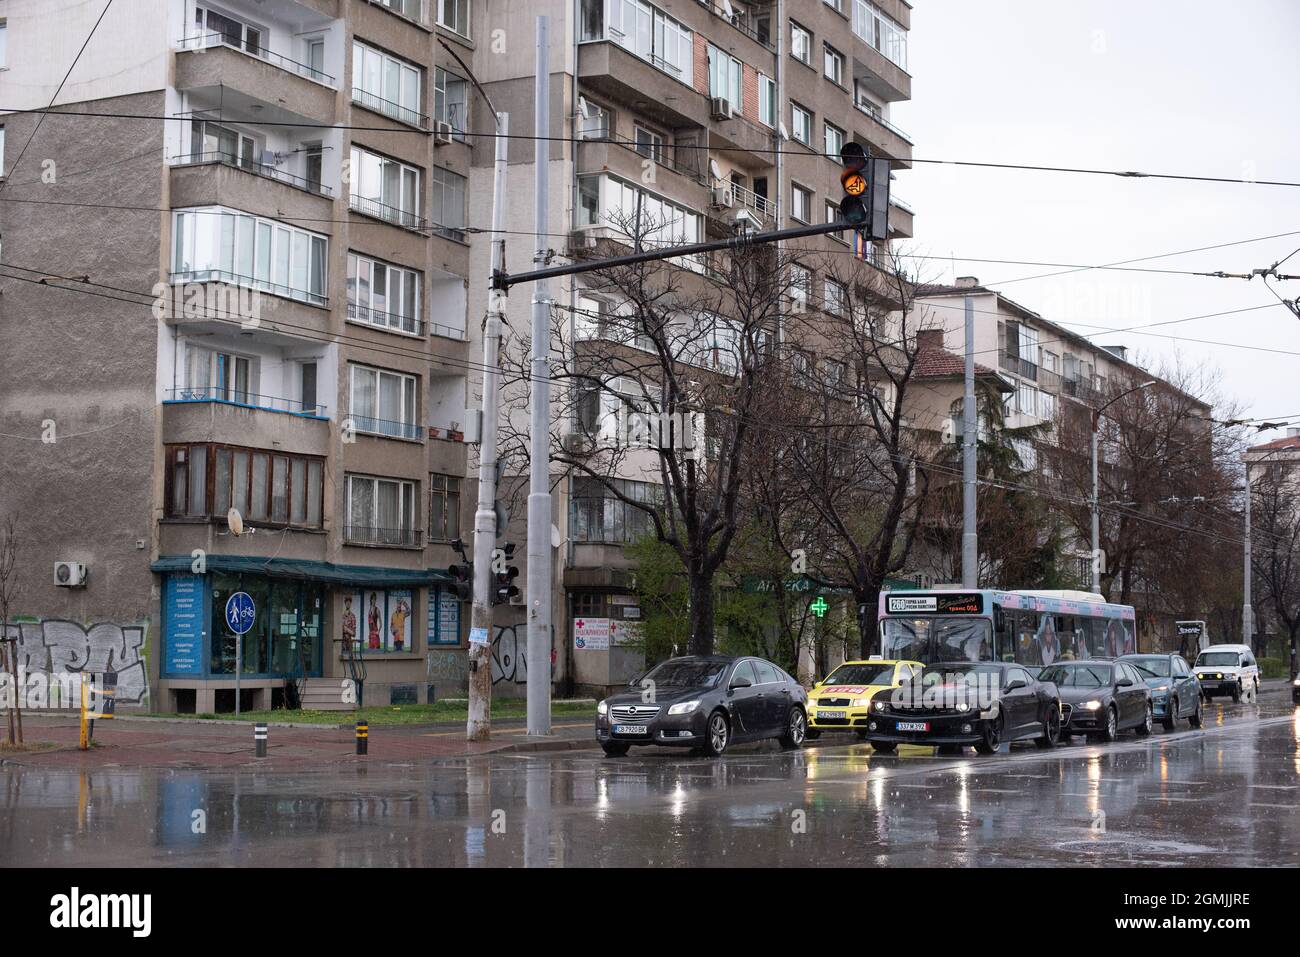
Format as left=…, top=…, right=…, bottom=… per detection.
left=0, top=712, right=598, bottom=770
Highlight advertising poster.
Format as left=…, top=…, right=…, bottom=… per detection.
left=574, top=617, right=610, bottom=651
left=340, top=592, right=361, bottom=654
left=362, top=589, right=385, bottom=652
left=388, top=590, right=412, bottom=652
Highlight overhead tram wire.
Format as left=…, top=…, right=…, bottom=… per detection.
left=4, top=104, right=1300, bottom=188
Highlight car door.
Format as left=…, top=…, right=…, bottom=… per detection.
left=751, top=659, right=786, bottom=736
left=1002, top=668, right=1034, bottom=737
left=726, top=660, right=764, bottom=739
left=1116, top=664, right=1145, bottom=726
left=1172, top=657, right=1194, bottom=715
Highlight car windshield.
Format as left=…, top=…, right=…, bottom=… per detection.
left=1196, top=652, right=1241, bottom=667
left=822, top=663, right=894, bottom=686
left=637, top=659, right=727, bottom=689
left=1039, top=664, right=1112, bottom=688
left=881, top=617, right=993, bottom=662
left=917, top=662, right=1002, bottom=688
left=1125, top=657, right=1170, bottom=678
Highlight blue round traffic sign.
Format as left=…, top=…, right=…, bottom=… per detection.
left=225, top=591, right=256, bottom=635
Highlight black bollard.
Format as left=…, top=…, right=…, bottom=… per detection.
left=254, top=722, right=268, bottom=758
left=356, top=721, right=369, bottom=756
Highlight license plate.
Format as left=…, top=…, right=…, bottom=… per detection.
left=897, top=721, right=929, bottom=732
left=818, top=711, right=846, bottom=720
left=612, top=724, right=649, bottom=735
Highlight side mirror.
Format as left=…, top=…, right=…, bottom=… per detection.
left=1117, top=677, right=1133, bottom=687
left=1004, top=679, right=1026, bottom=692
left=729, top=676, right=752, bottom=690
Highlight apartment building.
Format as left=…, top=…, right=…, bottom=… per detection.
left=461, top=0, right=914, bottom=696
left=0, top=0, right=477, bottom=711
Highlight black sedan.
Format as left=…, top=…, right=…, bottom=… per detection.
left=1039, top=659, right=1152, bottom=742
left=865, top=661, right=1062, bottom=755
left=595, top=655, right=809, bottom=757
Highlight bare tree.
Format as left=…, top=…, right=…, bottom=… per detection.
left=1252, top=455, right=1300, bottom=672
left=0, top=516, right=23, bottom=746
left=498, top=216, right=799, bottom=655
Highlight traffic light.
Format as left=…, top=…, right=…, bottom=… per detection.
left=447, top=562, right=473, bottom=602
left=492, top=542, right=520, bottom=606
left=837, top=142, right=891, bottom=242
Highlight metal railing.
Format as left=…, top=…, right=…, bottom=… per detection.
left=1038, top=368, right=1063, bottom=393
left=346, top=300, right=424, bottom=336
left=730, top=181, right=775, bottom=217
left=890, top=194, right=914, bottom=214
left=1062, top=377, right=1102, bottom=406
left=428, top=320, right=466, bottom=341
left=178, top=32, right=334, bottom=85
left=173, top=151, right=331, bottom=196
left=352, top=86, right=429, bottom=129
left=167, top=269, right=328, bottom=308
left=854, top=101, right=913, bottom=144
left=344, top=412, right=424, bottom=441
left=166, top=387, right=326, bottom=417
left=348, top=193, right=428, bottom=232
left=343, top=525, right=423, bottom=548
left=1000, top=351, right=1039, bottom=382
left=696, top=0, right=774, bottom=49
left=374, top=0, right=431, bottom=27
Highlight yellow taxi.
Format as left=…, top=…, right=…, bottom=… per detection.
left=807, top=659, right=924, bottom=739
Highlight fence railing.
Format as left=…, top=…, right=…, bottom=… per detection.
left=1000, top=351, right=1039, bottom=382
left=174, top=151, right=331, bottom=196
left=346, top=300, right=423, bottom=336
left=352, top=86, right=429, bottom=129
left=166, top=387, right=326, bottom=417
left=167, top=269, right=328, bottom=308
left=344, top=412, right=423, bottom=441
left=348, top=193, right=428, bottom=232
left=179, top=32, right=334, bottom=85
left=343, top=525, right=423, bottom=547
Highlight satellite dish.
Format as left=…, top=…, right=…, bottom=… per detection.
left=227, top=508, right=245, bottom=536
left=577, top=95, right=591, bottom=120
left=778, top=121, right=790, bottom=141
left=709, top=159, right=723, bottom=181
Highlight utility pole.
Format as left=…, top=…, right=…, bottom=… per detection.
left=467, top=112, right=509, bottom=742
left=1242, top=467, right=1253, bottom=648
left=526, top=16, right=553, bottom=737
left=961, top=294, right=977, bottom=588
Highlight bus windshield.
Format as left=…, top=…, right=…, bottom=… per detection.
left=881, top=617, right=993, bottom=663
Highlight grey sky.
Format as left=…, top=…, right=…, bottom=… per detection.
left=889, top=0, right=1300, bottom=440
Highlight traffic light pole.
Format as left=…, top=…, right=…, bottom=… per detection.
left=467, top=111, right=509, bottom=743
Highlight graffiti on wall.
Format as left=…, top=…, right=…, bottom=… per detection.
left=2, top=618, right=149, bottom=706
left=426, top=649, right=469, bottom=684
left=492, top=625, right=526, bottom=686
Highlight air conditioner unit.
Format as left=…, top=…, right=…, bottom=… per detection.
left=567, top=230, right=598, bottom=252
left=561, top=431, right=594, bottom=455
left=710, top=186, right=734, bottom=209
left=54, top=561, right=87, bottom=588
left=709, top=96, right=733, bottom=120
left=434, top=121, right=455, bottom=145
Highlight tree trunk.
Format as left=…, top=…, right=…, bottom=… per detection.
left=687, top=574, right=716, bottom=656
left=3, top=640, right=14, bottom=746
left=858, top=588, right=879, bottom=659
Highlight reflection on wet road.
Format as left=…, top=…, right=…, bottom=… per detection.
left=2, top=698, right=1297, bottom=866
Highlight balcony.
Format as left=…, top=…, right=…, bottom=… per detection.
left=854, top=101, right=913, bottom=165
left=576, top=137, right=709, bottom=209
left=351, top=87, right=429, bottom=130
left=175, top=38, right=337, bottom=124
left=169, top=269, right=328, bottom=309
left=348, top=194, right=432, bottom=234
left=1038, top=368, right=1063, bottom=394
left=166, top=387, right=326, bottom=418
left=345, top=413, right=424, bottom=442
left=852, top=51, right=911, bottom=104
left=1000, top=352, right=1039, bottom=382
left=577, top=41, right=709, bottom=130
left=343, top=526, right=423, bottom=548
left=180, top=32, right=334, bottom=84
left=731, top=181, right=775, bottom=220
left=346, top=300, right=425, bottom=337
left=172, top=151, right=331, bottom=197
left=888, top=196, right=913, bottom=238
left=161, top=395, right=330, bottom=458
left=1062, top=377, right=1102, bottom=407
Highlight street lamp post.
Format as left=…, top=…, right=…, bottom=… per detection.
left=1090, top=380, right=1157, bottom=594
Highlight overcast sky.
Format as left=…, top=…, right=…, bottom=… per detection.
left=889, top=0, right=1300, bottom=442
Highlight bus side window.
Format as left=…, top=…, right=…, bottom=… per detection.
left=1085, top=618, right=1108, bottom=658
left=1016, top=611, right=1039, bottom=664
left=1059, top=616, right=1078, bottom=660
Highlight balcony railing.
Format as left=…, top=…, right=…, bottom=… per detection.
left=1062, top=377, right=1102, bottom=407
left=1000, top=351, right=1039, bottom=382
left=1038, top=368, right=1063, bottom=394
left=167, top=269, right=328, bottom=308
left=343, top=525, right=423, bottom=548
left=854, top=101, right=913, bottom=144
left=165, top=387, right=326, bottom=418
left=890, top=194, right=914, bottom=214
left=344, top=412, right=424, bottom=441
left=352, top=87, right=429, bottom=129
left=346, top=300, right=424, bottom=337
left=348, top=193, right=429, bottom=232
left=374, top=0, right=431, bottom=27
left=730, top=181, right=775, bottom=218
left=179, top=32, right=334, bottom=85
left=174, top=151, right=331, bottom=196
left=696, top=1, right=774, bottom=49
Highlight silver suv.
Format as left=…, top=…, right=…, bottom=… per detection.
left=1193, top=644, right=1261, bottom=703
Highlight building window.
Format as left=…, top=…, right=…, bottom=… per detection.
left=346, top=475, right=419, bottom=546
left=578, top=98, right=611, bottom=139
left=430, top=166, right=468, bottom=242
left=165, top=443, right=324, bottom=529
left=707, top=44, right=742, bottom=112
left=826, top=200, right=848, bottom=242
left=791, top=103, right=812, bottom=144
left=0, top=20, right=7, bottom=69
left=577, top=173, right=703, bottom=251
left=634, top=125, right=666, bottom=164
left=349, top=146, right=421, bottom=228
left=853, top=0, right=908, bottom=70
left=434, top=67, right=468, bottom=137
left=824, top=44, right=844, bottom=85
left=429, top=473, right=461, bottom=542
left=377, top=0, right=425, bottom=22
left=437, top=0, right=471, bottom=37
left=758, top=74, right=776, bottom=127
left=824, top=122, right=845, bottom=160
left=790, top=265, right=811, bottom=311
left=0, top=126, right=5, bottom=177
left=586, top=0, right=693, bottom=85
left=824, top=278, right=847, bottom=317
left=790, top=21, right=812, bottom=64
left=791, top=183, right=812, bottom=223
left=183, top=344, right=255, bottom=405
left=792, top=349, right=813, bottom=384
left=348, top=364, right=420, bottom=440
left=171, top=207, right=327, bottom=305
left=570, top=477, right=658, bottom=543
left=347, top=253, right=422, bottom=335
left=194, top=5, right=262, bottom=55
left=352, top=41, right=424, bottom=127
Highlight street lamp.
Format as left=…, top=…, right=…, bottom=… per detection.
left=1090, top=380, right=1157, bottom=593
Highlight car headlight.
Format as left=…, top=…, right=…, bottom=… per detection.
left=873, top=700, right=886, bottom=712
left=956, top=702, right=971, bottom=712
left=851, top=697, right=871, bottom=708
left=1292, top=678, right=1300, bottom=687
left=668, top=700, right=699, bottom=715
left=596, top=700, right=608, bottom=716
left=1153, top=685, right=1169, bottom=693
left=1083, top=700, right=1103, bottom=711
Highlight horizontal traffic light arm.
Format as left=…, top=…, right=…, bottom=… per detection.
left=492, top=220, right=865, bottom=291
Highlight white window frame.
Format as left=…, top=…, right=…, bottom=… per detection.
left=434, top=67, right=468, bottom=137
left=791, top=103, right=812, bottom=144
left=347, top=253, right=423, bottom=336
left=349, top=145, right=422, bottom=228
left=758, top=74, right=776, bottom=127
left=824, top=44, right=844, bottom=85
left=791, top=183, right=812, bottom=223
left=824, top=122, right=845, bottom=160
left=346, top=474, right=418, bottom=544
left=437, top=0, right=471, bottom=37
left=707, top=44, right=743, bottom=113
left=352, top=41, right=424, bottom=127
left=348, top=364, right=420, bottom=440
left=171, top=206, right=328, bottom=305
left=790, top=21, right=812, bottom=64
left=634, top=124, right=666, bottom=164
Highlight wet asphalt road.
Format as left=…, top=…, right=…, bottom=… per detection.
left=2, top=693, right=1297, bottom=867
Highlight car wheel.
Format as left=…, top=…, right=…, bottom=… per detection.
left=1162, top=698, right=1178, bottom=731
left=702, top=710, right=730, bottom=757
left=1189, top=696, right=1203, bottom=729
left=975, top=715, right=1003, bottom=755
left=1095, top=705, right=1119, bottom=743
left=805, top=728, right=821, bottom=740
left=1231, top=682, right=1242, bottom=703
left=871, top=741, right=897, bottom=754
left=600, top=741, right=630, bottom=757
left=779, top=707, right=806, bottom=749
left=1135, top=702, right=1153, bottom=737
left=1035, top=707, right=1060, bottom=748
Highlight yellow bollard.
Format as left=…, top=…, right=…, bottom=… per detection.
left=79, top=678, right=89, bottom=751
